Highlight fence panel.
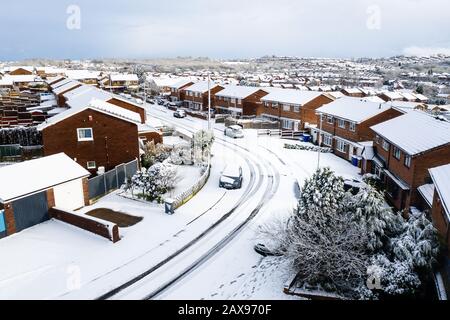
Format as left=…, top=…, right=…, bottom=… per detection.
left=88, top=175, right=106, bottom=200
left=105, top=170, right=118, bottom=193
left=88, top=159, right=139, bottom=201
left=125, top=159, right=138, bottom=180
left=116, top=164, right=126, bottom=187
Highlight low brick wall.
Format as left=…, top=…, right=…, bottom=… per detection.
left=49, top=208, right=120, bottom=243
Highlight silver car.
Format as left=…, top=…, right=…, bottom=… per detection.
left=224, top=125, right=244, bottom=139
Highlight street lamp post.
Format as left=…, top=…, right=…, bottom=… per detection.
left=317, top=113, right=323, bottom=170
left=208, top=73, right=211, bottom=131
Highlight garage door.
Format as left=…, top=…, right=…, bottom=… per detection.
left=53, top=179, right=85, bottom=211
left=12, top=192, right=49, bottom=232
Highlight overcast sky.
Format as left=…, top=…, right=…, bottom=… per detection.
left=1, top=0, right=450, bottom=60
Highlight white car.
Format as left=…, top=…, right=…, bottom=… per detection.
left=135, top=98, right=144, bottom=105
left=224, top=125, right=244, bottom=139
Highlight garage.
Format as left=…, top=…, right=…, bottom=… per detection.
left=0, top=153, right=90, bottom=238
left=53, top=179, right=85, bottom=211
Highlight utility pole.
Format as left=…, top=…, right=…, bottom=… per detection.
left=208, top=73, right=211, bottom=131
left=317, top=113, right=323, bottom=170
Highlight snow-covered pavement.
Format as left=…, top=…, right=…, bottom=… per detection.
left=0, top=102, right=362, bottom=300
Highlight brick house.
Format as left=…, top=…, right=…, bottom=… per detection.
left=215, top=85, right=269, bottom=117
left=183, top=81, right=224, bottom=111
left=261, top=89, right=336, bottom=131
left=169, top=79, right=195, bottom=102
left=5, top=66, right=34, bottom=76
left=341, top=88, right=366, bottom=98
left=38, top=99, right=142, bottom=174
left=62, top=85, right=148, bottom=124
left=0, top=153, right=90, bottom=239
left=105, top=74, right=140, bottom=92
left=314, top=97, right=405, bottom=162
left=52, top=79, right=82, bottom=107
left=367, top=111, right=450, bottom=213
left=65, top=70, right=101, bottom=86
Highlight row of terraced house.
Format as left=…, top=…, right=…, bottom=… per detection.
left=169, top=81, right=450, bottom=257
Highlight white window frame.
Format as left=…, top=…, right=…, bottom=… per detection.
left=272, top=102, right=279, bottom=108
left=338, top=119, right=346, bottom=129
left=336, top=139, right=347, bottom=153
left=283, top=104, right=291, bottom=112
left=327, top=116, right=333, bottom=124
left=323, top=134, right=333, bottom=147
left=294, top=105, right=300, bottom=113
left=382, top=140, right=390, bottom=151
left=349, top=122, right=356, bottom=132
left=87, top=161, right=97, bottom=169
left=77, top=128, right=93, bottom=142
left=404, top=155, right=411, bottom=168
left=393, top=147, right=401, bottom=160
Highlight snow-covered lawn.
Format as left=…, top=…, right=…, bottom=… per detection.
left=166, top=165, right=204, bottom=199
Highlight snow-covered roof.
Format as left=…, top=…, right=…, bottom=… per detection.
left=215, top=85, right=267, bottom=99
left=110, top=74, right=139, bottom=82
left=3, top=75, right=41, bottom=83
left=38, top=98, right=141, bottom=131
left=0, top=153, right=90, bottom=203
left=371, top=111, right=450, bottom=156
left=342, top=88, right=363, bottom=94
left=261, top=89, right=324, bottom=106
left=429, top=164, right=450, bottom=219
left=316, top=97, right=397, bottom=123
left=51, top=78, right=73, bottom=90
left=184, top=81, right=221, bottom=94
left=46, top=76, right=66, bottom=85
left=418, top=184, right=435, bottom=207
left=65, top=70, right=100, bottom=80
left=66, top=87, right=112, bottom=109
left=53, top=80, right=81, bottom=95
left=380, top=91, right=404, bottom=100
left=169, top=79, right=194, bottom=89
left=63, top=84, right=96, bottom=101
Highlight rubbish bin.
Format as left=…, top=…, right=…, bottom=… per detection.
left=165, top=198, right=176, bottom=215
left=302, top=134, right=312, bottom=143
left=351, top=156, right=359, bottom=167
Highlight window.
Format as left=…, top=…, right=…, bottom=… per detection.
left=338, top=119, right=346, bottom=129
left=404, top=155, right=411, bottom=168
left=77, top=128, right=93, bottom=141
left=336, top=140, right=347, bottom=153
left=375, top=135, right=381, bottom=145
left=87, top=161, right=97, bottom=169
left=237, top=99, right=242, bottom=105
left=294, top=105, right=300, bottom=113
left=323, top=135, right=333, bottom=146
left=272, top=102, right=278, bottom=108
left=349, top=122, right=356, bottom=132
left=327, top=116, right=333, bottom=124
left=283, top=104, right=291, bottom=112
left=393, top=147, right=401, bottom=160
left=382, top=140, right=390, bottom=151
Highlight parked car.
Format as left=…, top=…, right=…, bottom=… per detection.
left=254, top=243, right=282, bottom=257
left=224, top=125, right=244, bottom=139
left=135, top=98, right=144, bottom=105
left=157, top=99, right=165, bottom=106
left=174, top=110, right=187, bottom=118
left=342, top=176, right=367, bottom=195
left=219, top=165, right=243, bottom=190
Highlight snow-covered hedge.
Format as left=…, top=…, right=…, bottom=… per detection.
left=0, top=127, right=42, bottom=146
left=284, top=143, right=331, bottom=153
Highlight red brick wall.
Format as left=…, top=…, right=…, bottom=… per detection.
left=431, top=190, right=450, bottom=256
left=42, top=109, right=140, bottom=174
left=107, top=98, right=146, bottom=123
left=4, top=203, right=15, bottom=235
left=49, top=208, right=120, bottom=243
left=82, top=178, right=90, bottom=206
left=301, top=95, right=334, bottom=128
left=139, top=131, right=163, bottom=145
